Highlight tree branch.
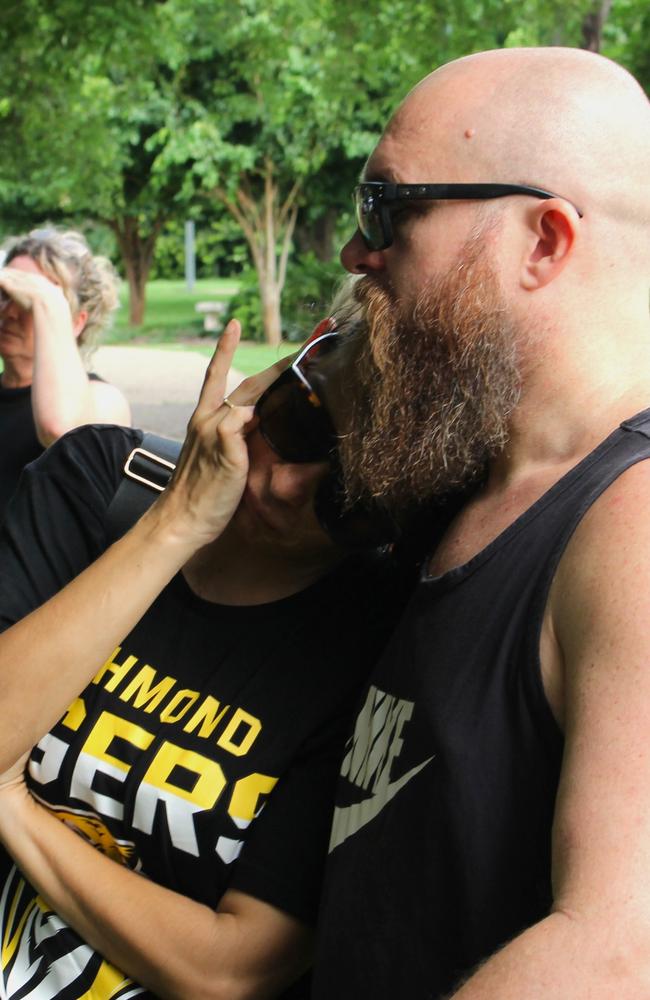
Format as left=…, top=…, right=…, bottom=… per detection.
left=278, top=177, right=303, bottom=230
left=211, top=185, right=264, bottom=275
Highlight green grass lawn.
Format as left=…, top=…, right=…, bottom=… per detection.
left=109, top=278, right=295, bottom=375
left=110, top=278, right=239, bottom=342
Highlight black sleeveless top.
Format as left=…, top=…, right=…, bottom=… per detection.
left=313, top=409, right=650, bottom=1000
left=0, top=383, right=43, bottom=520
left=0, top=373, right=104, bottom=521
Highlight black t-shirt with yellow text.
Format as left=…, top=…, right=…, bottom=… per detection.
left=0, top=425, right=408, bottom=1000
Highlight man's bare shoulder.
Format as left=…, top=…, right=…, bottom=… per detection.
left=557, top=456, right=650, bottom=585
left=546, top=456, right=650, bottom=700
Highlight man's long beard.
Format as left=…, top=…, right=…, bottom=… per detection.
left=336, top=243, right=523, bottom=514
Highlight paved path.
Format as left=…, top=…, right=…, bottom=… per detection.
left=94, top=345, right=245, bottom=441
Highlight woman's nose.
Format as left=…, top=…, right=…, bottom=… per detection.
left=270, top=461, right=329, bottom=507
left=2, top=299, right=20, bottom=322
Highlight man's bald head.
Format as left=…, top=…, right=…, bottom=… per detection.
left=384, top=47, right=650, bottom=241
left=338, top=48, right=650, bottom=508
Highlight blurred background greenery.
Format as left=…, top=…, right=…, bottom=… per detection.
left=0, top=0, right=646, bottom=349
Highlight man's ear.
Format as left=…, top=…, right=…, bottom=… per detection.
left=72, top=309, right=88, bottom=339
left=520, top=200, right=580, bottom=291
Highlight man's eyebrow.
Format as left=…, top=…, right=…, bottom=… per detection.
left=359, top=168, right=400, bottom=184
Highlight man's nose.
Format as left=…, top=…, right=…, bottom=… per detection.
left=340, top=229, right=386, bottom=275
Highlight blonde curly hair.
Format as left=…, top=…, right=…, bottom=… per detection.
left=3, top=227, right=120, bottom=360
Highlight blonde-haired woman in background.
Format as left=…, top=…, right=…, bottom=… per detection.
left=0, top=227, right=131, bottom=518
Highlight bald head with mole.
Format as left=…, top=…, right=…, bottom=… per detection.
left=379, top=47, right=650, bottom=270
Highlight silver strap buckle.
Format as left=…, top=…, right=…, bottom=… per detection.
left=123, top=447, right=177, bottom=493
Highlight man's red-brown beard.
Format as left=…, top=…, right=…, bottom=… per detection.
left=336, top=241, right=522, bottom=514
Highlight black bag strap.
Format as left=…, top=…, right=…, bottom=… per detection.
left=106, top=432, right=183, bottom=542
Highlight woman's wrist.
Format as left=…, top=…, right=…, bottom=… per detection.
left=141, top=458, right=247, bottom=555
left=31, top=291, right=76, bottom=335
left=0, top=781, right=36, bottom=840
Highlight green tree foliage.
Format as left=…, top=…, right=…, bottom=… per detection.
left=0, top=1, right=182, bottom=323
left=0, top=0, right=643, bottom=338
left=155, top=0, right=358, bottom=345
left=604, top=0, right=650, bottom=91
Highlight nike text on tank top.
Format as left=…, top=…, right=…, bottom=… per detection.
left=313, top=409, right=650, bottom=1000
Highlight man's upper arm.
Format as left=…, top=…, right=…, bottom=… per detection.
left=549, top=459, right=650, bottom=964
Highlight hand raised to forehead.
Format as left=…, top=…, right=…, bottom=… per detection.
left=0, top=267, right=70, bottom=315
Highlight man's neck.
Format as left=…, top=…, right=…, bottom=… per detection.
left=490, top=370, right=650, bottom=493
left=429, top=356, right=650, bottom=577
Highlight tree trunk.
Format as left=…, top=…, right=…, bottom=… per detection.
left=212, top=166, right=302, bottom=346
left=125, top=266, right=147, bottom=326
left=582, top=0, right=613, bottom=51
left=260, top=281, right=282, bottom=348
left=109, top=215, right=164, bottom=327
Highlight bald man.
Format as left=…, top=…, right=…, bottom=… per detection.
left=313, top=48, right=650, bottom=999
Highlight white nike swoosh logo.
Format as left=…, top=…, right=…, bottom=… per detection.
left=329, top=756, right=435, bottom=851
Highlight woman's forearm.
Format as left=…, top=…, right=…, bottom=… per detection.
left=0, top=501, right=203, bottom=769
left=0, top=787, right=310, bottom=1000
left=0, top=324, right=260, bottom=770
left=30, top=293, right=98, bottom=444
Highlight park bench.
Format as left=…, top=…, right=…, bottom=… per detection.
left=195, top=300, right=226, bottom=333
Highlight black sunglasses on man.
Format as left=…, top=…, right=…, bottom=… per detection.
left=354, top=181, right=584, bottom=251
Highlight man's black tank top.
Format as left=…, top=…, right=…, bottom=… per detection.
left=314, top=409, right=650, bottom=1000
